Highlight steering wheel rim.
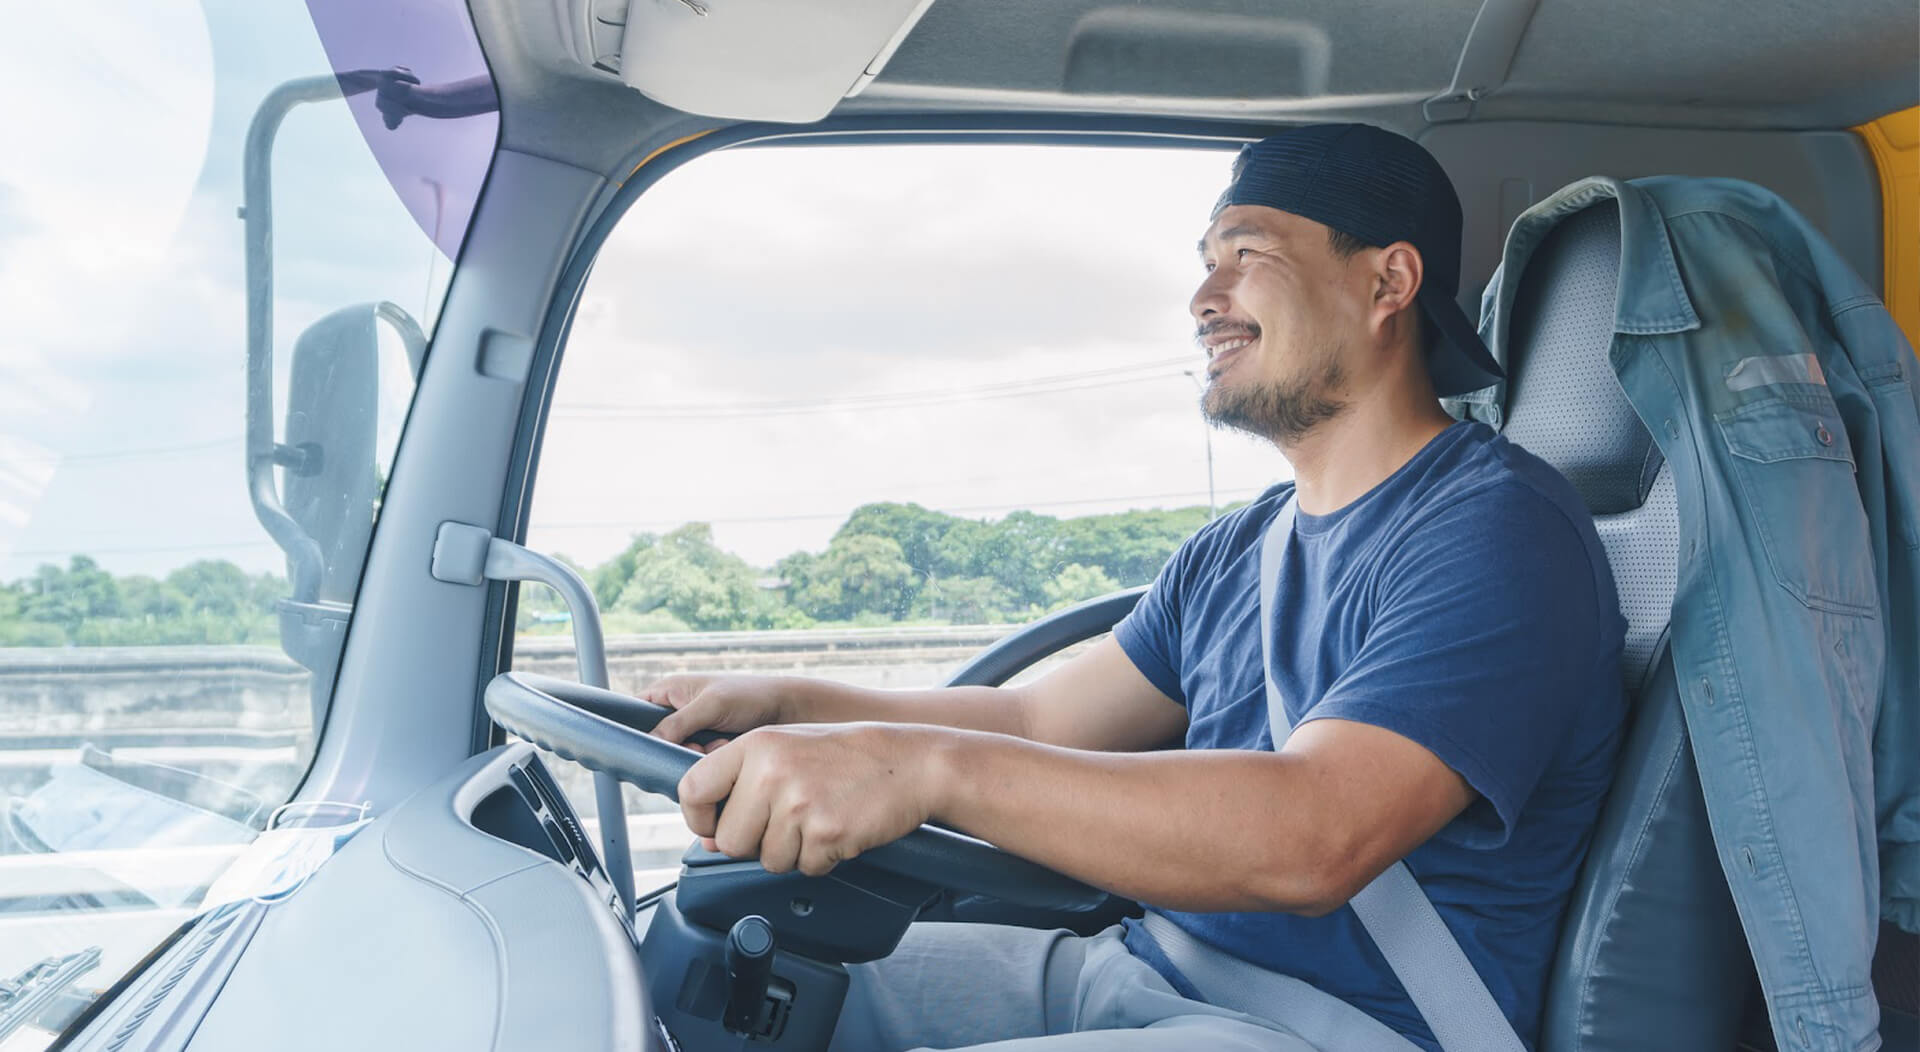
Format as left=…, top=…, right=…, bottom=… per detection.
left=484, top=670, right=1107, bottom=911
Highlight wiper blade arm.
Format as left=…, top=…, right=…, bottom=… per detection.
left=0, top=948, right=102, bottom=1040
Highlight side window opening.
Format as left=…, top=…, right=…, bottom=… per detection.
left=0, top=0, right=495, bottom=1040
left=513, top=142, right=1292, bottom=889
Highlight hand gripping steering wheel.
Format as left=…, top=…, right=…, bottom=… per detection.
left=483, top=671, right=1105, bottom=910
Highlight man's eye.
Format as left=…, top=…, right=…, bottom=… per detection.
left=1236, top=248, right=1253, bottom=260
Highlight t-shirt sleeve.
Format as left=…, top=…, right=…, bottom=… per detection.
left=1113, top=532, right=1197, bottom=707
left=1303, top=484, right=1615, bottom=848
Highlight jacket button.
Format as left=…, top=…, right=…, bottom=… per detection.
left=1816, top=422, right=1833, bottom=445
left=1664, top=418, right=1679, bottom=439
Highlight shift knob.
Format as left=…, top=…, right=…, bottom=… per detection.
left=722, top=915, right=776, bottom=1035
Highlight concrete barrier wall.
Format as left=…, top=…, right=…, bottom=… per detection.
left=0, top=625, right=1080, bottom=804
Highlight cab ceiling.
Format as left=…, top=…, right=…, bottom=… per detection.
left=469, top=0, right=1919, bottom=172
left=847, top=0, right=1919, bottom=129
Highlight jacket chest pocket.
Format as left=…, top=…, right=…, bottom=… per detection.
left=1715, top=394, right=1879, bottom=616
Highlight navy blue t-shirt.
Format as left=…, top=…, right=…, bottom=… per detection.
left=1115, top=421, right=1627, bottom=1051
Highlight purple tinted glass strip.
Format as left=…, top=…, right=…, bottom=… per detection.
left=303, top=0, right=500, bottom=260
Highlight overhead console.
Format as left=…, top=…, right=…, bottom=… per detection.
left=582, top=0, right=938, bottom=122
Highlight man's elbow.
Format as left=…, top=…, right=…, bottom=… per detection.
left=1237, top=837, right=1378, bottom=918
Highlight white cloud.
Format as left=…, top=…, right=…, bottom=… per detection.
left=580, top=144, right=1222, bottom=380
left=528, top=143, right=1289, bottom=570
left=0, top=1, right=215, bottom=362
left=0, top=30, right=1280, bottom=590
left=0, top=0, right=453, bottom=582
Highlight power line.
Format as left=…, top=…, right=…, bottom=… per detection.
left=0, top=360, right=1203, bottom=460
left=559, top=356, right=1190, bottom=411
left=558, top=370, right=1187, bottom=420
left=2, top=435, right=244, bottom=464
left=2, top=540, right=280, bottom=559
left=530, top=485, right=1266, bottom=532
left=554, top=357, right=1196, bottom=420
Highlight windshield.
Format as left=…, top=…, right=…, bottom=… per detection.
left=0, top=0, right=495, bottom=1042
left=515, top=141, right=1281, bottom=894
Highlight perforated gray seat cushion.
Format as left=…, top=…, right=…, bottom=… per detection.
left=1594, top=469, right=1677, bottom=687
left=1494, top=197, right=1750, bottom=1052
left=1503, top=202, right=1664, bottom=519
left=1503, top=199, right=1675, bottom=688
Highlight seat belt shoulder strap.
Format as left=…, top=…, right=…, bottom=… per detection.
left=1258, top=496, right=1526, bottom=1052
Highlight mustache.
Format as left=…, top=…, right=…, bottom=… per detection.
left=1194, top=319, right=1260, bottom=349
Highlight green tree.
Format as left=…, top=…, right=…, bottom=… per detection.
left=787, top=534, right=916, bottom=621
left=19, top=556, right=122, bottom=633
left=166, top=560, right=254, bottom=618
left=592, top=532, right=658, bottom=610
left=972, top=510, right=1063, bottom=608
left=1054, top=506, right=1212, bottom=585
left=1042, top=563, right=1121, bottom=611
left=250, top=570, right=288, bottom=612
left=836, top=503, right=969, bottom=579
left=612, top=523, right=783, bottom=631
left=917, top=575, right=1019, bottom=624
left=120, top=574, right=190, bottom=621
left=0, top=582, right=65, bottom=645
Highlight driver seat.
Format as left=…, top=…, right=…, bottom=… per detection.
left=1490, top=198, right=1753, bottom=1051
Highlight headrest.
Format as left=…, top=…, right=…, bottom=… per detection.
left=1501, top=200, right=1664, bottom=516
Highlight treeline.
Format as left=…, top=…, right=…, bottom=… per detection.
left=527, top=500, right=1225, bottom=634
left=0, top=502, right=1226, bottom=647
left=0, top=556, right=286, bottom=647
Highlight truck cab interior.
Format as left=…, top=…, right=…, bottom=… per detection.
left=3, top=1, right=1916, bottom=1051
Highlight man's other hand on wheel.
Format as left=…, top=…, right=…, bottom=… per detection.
left=677, top=723, right=941, bottom=877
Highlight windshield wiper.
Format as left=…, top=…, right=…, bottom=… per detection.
left=0, top=948, right=101, bottom=1040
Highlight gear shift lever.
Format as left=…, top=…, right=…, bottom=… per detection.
left=723, top=915, right=776, bottom=1035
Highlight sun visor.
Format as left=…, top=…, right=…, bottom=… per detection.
left=618, top=0, right=938, bottom=123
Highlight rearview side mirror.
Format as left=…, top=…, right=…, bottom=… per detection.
left=248, top=301, right=423, bottom=730
left=279, top=302, right=424, bottom=602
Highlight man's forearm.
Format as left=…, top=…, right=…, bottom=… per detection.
left=782, top=678, right=1035, bottom=739
left=922, top=728, right=1363, bottom=915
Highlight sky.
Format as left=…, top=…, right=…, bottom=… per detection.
left=0, top=1, right=1293, bottom=587
left=528, top=143, right=1292, bottom=570
left=0, top=0, right=447, bottom=583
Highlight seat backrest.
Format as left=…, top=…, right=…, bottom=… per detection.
left=1495, top=200, right=1753, bottom=1052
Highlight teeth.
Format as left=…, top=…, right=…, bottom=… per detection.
left=1213, top=337, right=1252, bottom=354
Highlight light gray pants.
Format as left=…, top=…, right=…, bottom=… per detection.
left=826, top=923, right=1320, bottom=1051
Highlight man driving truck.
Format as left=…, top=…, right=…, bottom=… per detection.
left=642, top=123, right=1628, bottom=1052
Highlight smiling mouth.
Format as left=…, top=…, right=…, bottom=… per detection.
left=1206, top=335, right=1256, bottom=376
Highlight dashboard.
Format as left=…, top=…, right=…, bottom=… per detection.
left=468, top=751, right=630, bottom=929
left=65, top=744, right=657, bottom=1052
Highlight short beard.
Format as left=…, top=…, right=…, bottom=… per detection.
left=1201, top=347, right=1347, bottom=445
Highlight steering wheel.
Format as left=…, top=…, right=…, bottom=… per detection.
left=484, top=671, right=1106, bottom=911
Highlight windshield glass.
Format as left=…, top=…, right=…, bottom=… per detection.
left=515, top=142, right=1285, bottom=894
left=0, top=0, right=495, bottom=1041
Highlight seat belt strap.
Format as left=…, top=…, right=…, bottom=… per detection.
left=1139, top=911, right=1423, bottom=1052
left=1259, top=495, right=1528, bottom=1052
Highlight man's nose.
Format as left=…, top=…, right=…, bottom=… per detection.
left=1190, top=268, right=1230, bottom=322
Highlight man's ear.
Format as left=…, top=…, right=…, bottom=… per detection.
left=1373, top=241, right=1425, bottom=340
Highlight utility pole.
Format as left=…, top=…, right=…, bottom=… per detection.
left=1182, top=370, right=1217, bottom=520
